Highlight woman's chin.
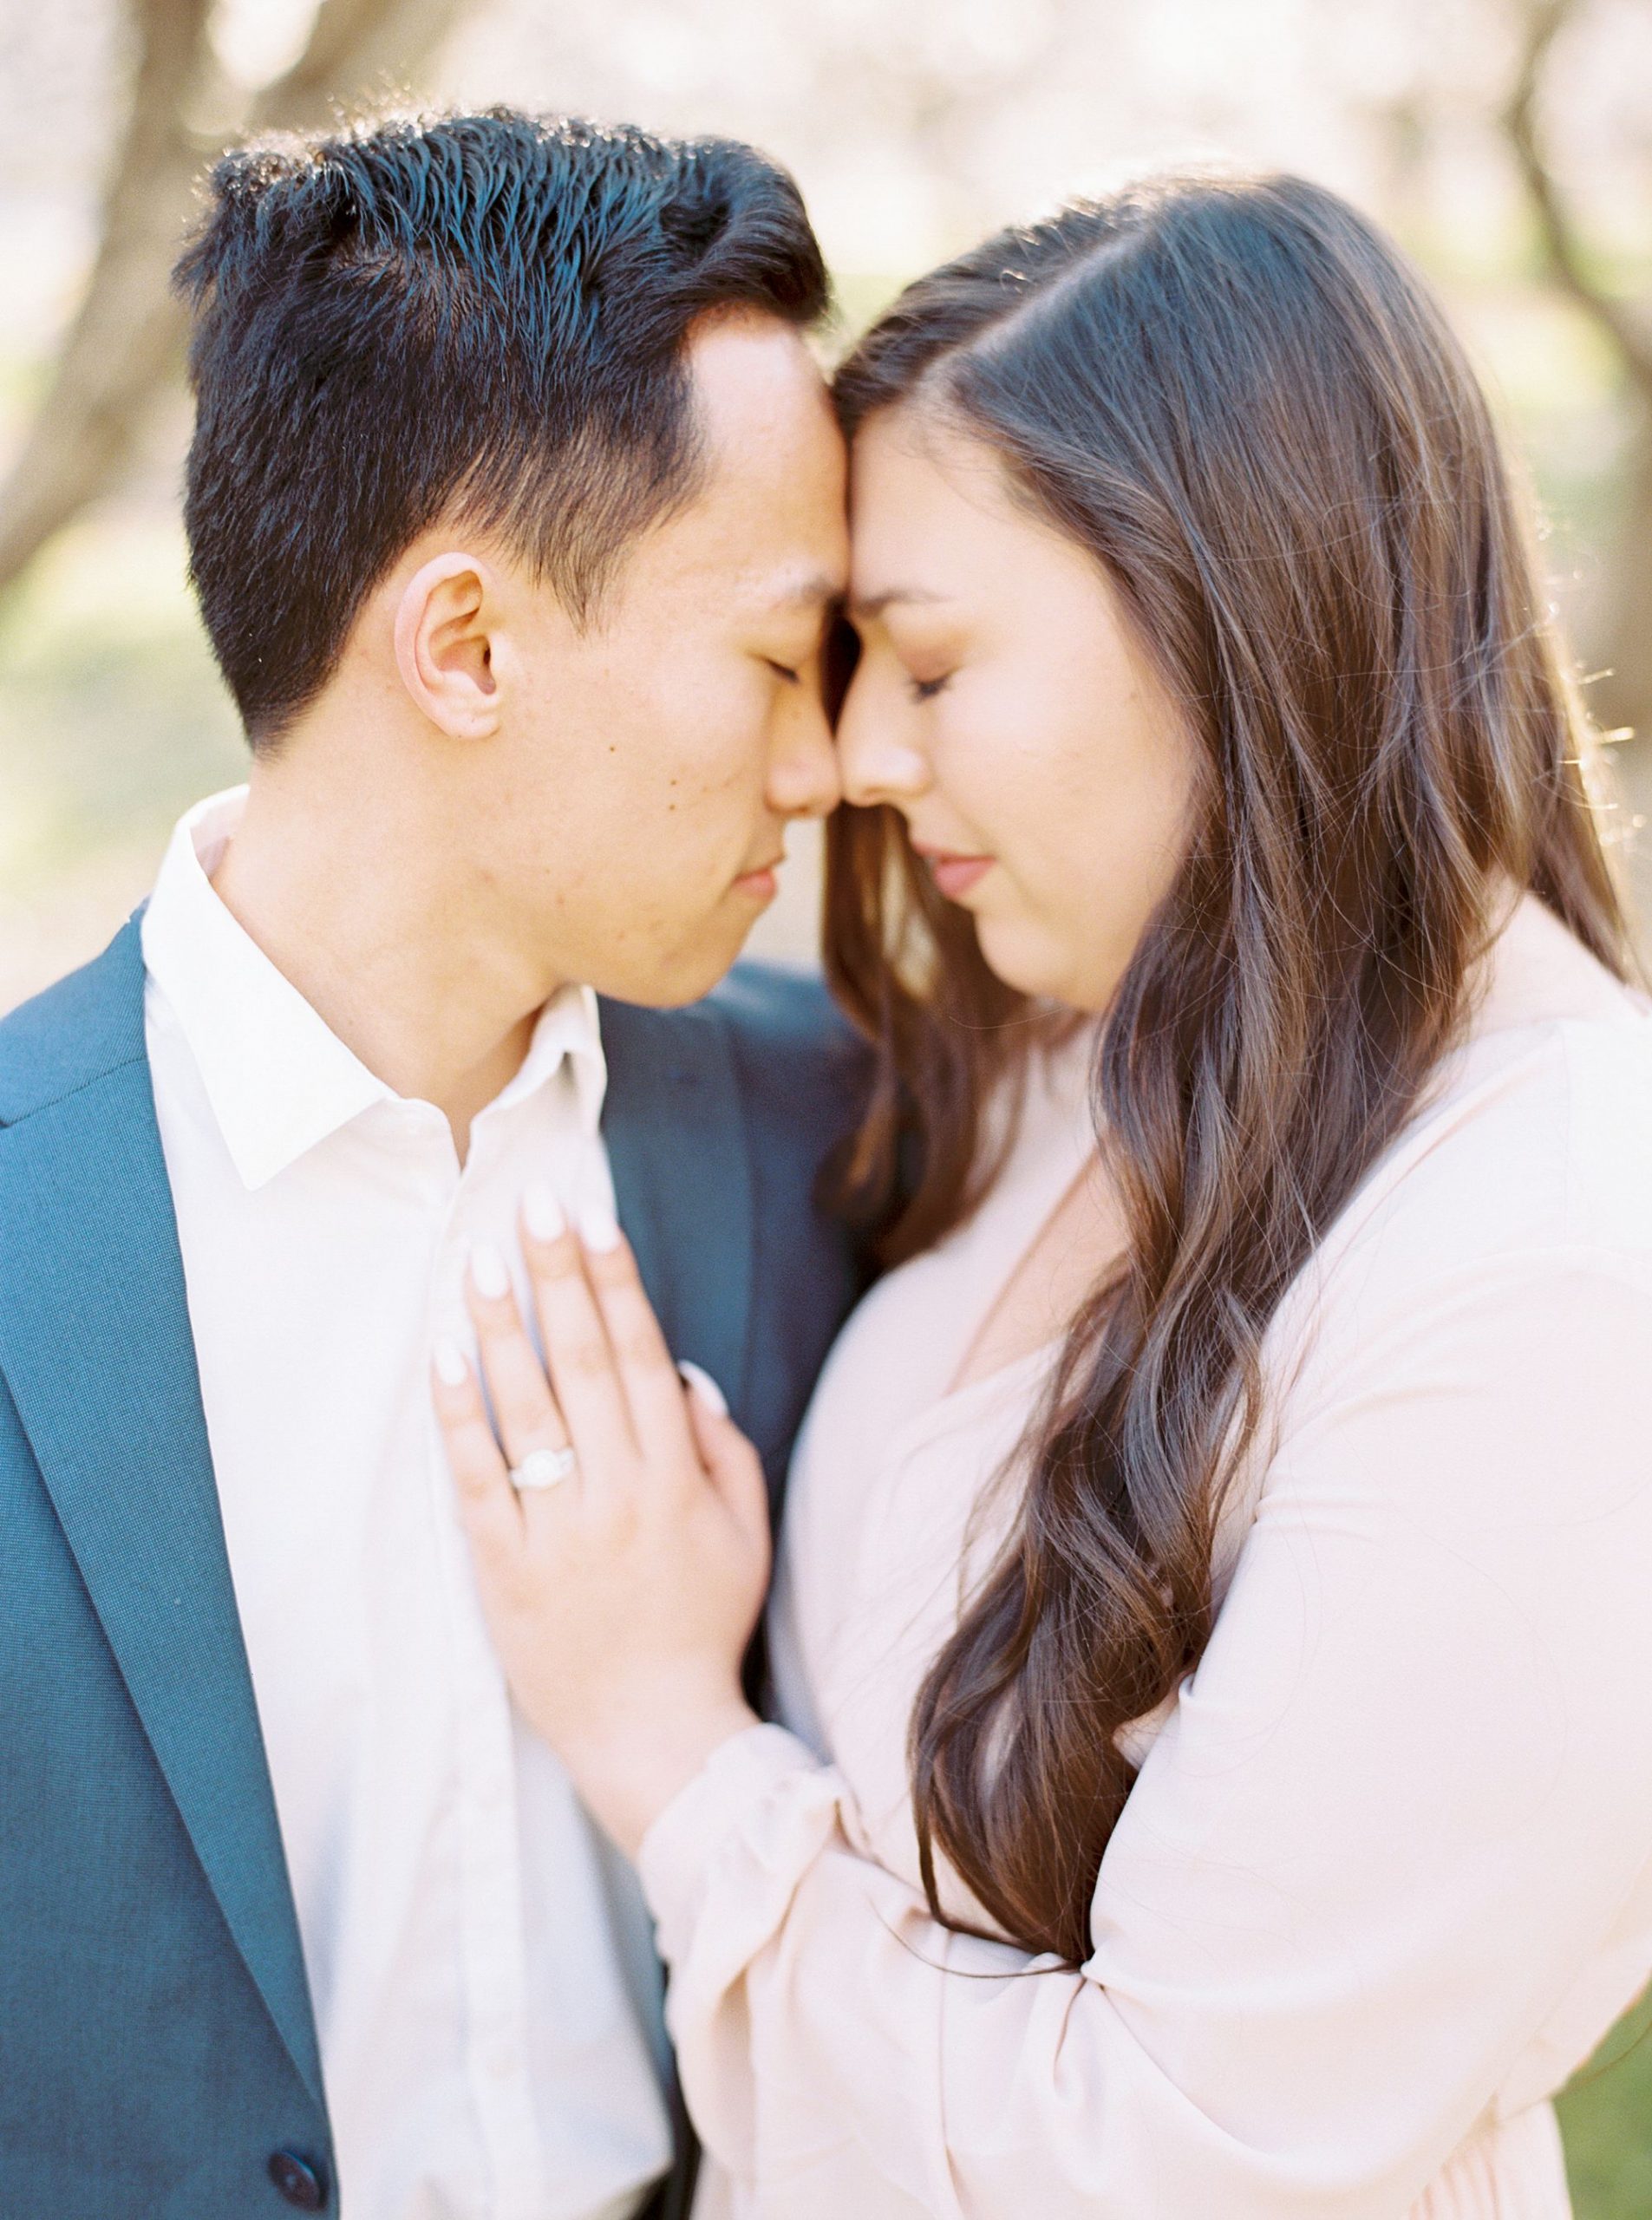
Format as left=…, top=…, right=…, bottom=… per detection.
left=975, top=916, right=1081, bottom=1007
left=974, top=909, right=1132, bottom=1016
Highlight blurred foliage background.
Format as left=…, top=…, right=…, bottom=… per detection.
left=1, top=3, right=1649, bottom=2204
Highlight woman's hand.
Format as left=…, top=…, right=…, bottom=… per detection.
left=431, top=1184, right=766, bottom=1858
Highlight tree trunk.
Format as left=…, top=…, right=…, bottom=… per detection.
left=1591, top=405, right=1652, bottom=748
left=0, top=0, right=473, bottom=600
left=0, top=0, right=212, bottom=590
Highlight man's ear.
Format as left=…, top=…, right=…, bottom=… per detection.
left=393, top=552, right=503, bottom=739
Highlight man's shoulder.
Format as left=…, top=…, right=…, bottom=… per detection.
left=604, top=961, right=865, bottom=1091
left=0, top=915, right=147, bottom=1128
left=704, top=959, right=855, bottom=1062
left=598, top=959, right=872, bottom=1166
left=702, top=960, right=870, bottom=1138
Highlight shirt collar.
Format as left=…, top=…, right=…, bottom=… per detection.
left=508, top=980, right=609, bottom=1140
left=140, top=787, right=607, bottom=1191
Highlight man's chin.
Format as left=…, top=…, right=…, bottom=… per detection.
left=591, top=917, right=755, bottom=1010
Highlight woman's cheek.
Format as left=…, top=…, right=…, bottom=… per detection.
left=993, top=785, right=1166, bottom=1010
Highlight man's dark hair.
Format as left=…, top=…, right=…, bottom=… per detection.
left=173, top=109, right=829, bottom=745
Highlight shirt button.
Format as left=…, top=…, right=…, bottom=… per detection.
left=268, top=2149, right=329, bottom=2210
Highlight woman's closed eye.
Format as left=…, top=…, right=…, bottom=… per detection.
left=909, top=672, right=952, bottom=703
left=766, top=659, right=803, bottom=685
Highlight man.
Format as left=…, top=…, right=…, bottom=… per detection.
left=0, top=113, right=862, bottom=2220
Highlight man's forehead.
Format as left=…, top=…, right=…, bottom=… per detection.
left=625, top=496, right=845, bottom=610
left=683, top=316, right=846, bottom=504
left=650, top=321, right=849, bottom=605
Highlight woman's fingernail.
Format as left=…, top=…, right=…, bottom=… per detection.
left=678, top=1361, right=728, bottom=1418
left=578, top=1194, right=621, bottom=1252
left=433, top=1336, right=469, bottom=1387
left=470, top=1243, right=511, bottom=1301
left=522, top=1180, right=565, bottom=1243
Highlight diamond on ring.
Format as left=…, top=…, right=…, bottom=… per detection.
left=509, top=1446, right=577, bottom=1492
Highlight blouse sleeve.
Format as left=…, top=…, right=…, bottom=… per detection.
left=640, top=1246, right=1652, bottom=2217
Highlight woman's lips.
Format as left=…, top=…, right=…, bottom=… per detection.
left=923, top=852, right=994, bottom=901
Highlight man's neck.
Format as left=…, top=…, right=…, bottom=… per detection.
left=210, top=751, right=556, bottom=1157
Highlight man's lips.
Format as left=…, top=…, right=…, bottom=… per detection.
left=913, top=845, right=994, bottom=901
left=732, top=856, right=785, bottom=901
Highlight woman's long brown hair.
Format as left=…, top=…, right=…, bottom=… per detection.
left=826, top=173, right=1633, bottom=1966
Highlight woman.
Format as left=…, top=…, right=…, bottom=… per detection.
left=434, top=173, right=1652, bottom=2216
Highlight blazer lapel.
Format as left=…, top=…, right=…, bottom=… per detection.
left=0, top=920, right=324, bottom=2111
left=598, top=994, right=754, bottom=1414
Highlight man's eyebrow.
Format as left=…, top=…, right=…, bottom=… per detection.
left=754, top=571, right=842, bottom=612
left=848, top=587, right=950, bottom=621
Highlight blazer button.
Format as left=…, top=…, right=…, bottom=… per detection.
left=268, top=2150, right=328, bottom=2210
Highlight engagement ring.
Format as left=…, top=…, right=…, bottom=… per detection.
left=508, top=1446, right=578, bottom=1492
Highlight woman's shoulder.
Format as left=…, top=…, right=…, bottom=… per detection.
left=1278, top=902, right=1652, bottom=1399
left=1479, top=893, right=1643, bottom=1195
left=1218, top=910, right=1652, bottom=1583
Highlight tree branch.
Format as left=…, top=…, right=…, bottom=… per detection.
left=0, top=0, right=472, bottom=600
left=0, top=0, right=215, bottom=591
left=253, top=0, right=472, bottom=132
left=1503, top=0, right=1652, bottom=402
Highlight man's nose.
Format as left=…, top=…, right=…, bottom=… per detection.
left=768, top=693, right=842, bottom=820
left=834, top=666, right=931, bottom=810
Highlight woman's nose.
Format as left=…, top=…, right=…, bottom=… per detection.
left=835, top=665, right=932, bottom=810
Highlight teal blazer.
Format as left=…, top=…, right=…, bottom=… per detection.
left=0, top=915, right=869, bottom=2220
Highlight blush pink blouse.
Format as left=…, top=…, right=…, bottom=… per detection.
left=638, top=896, right=1652, bottom=2219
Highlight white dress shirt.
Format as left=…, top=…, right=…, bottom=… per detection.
left=141, top=789, right=671, bottom=2220
left=641, top=893, right=1652, bottom=2219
